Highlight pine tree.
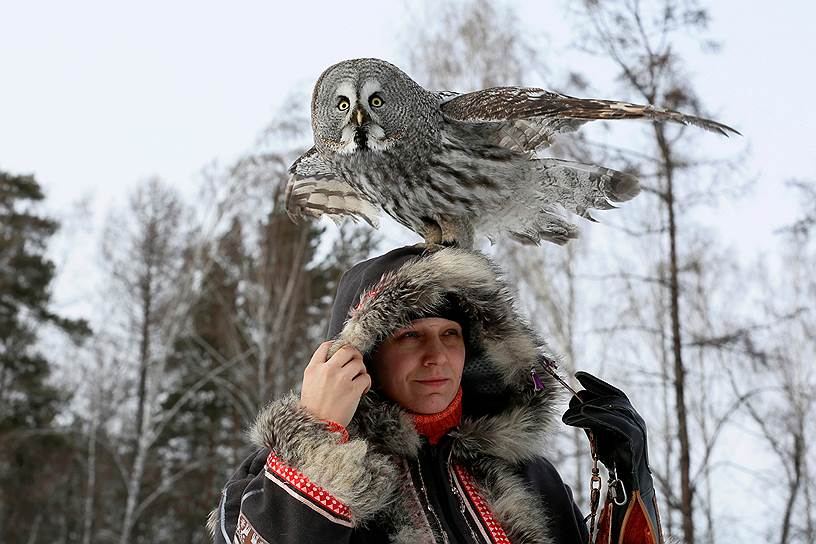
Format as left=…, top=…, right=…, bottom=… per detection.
left=0, top=170, right=90, bottom=542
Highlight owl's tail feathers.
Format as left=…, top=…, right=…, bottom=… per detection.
left=536, top=158, right=641, bottom=219
left=502, top=158, right=640, bottom=246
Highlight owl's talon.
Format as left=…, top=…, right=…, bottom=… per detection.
left=412, top=241, right=445, bottom=253
left=439, top=217, right=474, bottom=249
left=420, top=221, right=443, bottom=246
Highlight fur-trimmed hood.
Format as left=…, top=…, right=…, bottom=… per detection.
left=326, top=245, right=563, bottom=464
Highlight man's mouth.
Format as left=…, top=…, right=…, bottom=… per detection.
left=415, top=378, right=449, bottom=387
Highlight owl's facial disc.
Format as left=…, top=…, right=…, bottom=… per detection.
left=333, top=78, right=394, bottom=155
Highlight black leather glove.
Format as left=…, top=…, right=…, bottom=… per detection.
left=562, top=371, right=663, bottom=543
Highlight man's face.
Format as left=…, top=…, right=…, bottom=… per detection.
left=373, top=317, right=465, bottom=414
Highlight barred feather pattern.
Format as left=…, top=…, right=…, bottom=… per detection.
left=439, top=87, right=741, bottom=150
left=293, top=59, right=738, bottom=247
left=286, top=147, right=380, bottom=228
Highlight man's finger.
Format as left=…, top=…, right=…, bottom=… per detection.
left=575, top=371, right=628, bottom=399
left=352, top=372, right=372, bottom=395
left=341, top=358, right=368, bottom=380
left=326, top=345, right=362, bottom=368
left=307, top=341, right=333, bottom=367
left=340, top=348, right=364, bottom=368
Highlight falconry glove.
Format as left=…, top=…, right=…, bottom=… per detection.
left=562, top=371, right=665, bottom=544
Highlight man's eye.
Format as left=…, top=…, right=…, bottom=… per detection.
left=401, top=331, right=420, bottom=339
left=444, top=329, right=460, bottom=336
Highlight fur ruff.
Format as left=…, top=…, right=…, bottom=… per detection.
left=248, top=394, right=400, bottom=523
left=206, top=505, right=219, bottom=539
left=251, top=248, right=565, bottom=541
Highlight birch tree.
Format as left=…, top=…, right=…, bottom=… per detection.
left=569, top=2, right=742, bottom=540
left=100, top=178, right=198, bottom=543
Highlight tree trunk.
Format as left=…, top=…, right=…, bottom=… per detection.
left=656, top=124, right=695, bottom=544
left=135, top=268, right=153, bottom=447
left=660, top=322, right=674, bottom=537
left=124, top=268, right=153, bottom=543
left=82, top=416, right=97, bottom=544
left=25, top=513, right=41, bottom=544
left=119, top=428, right=150, bottom=544
left=804, top=452, right=815, bottom=543
left=779, top=433, right=803, bottom=544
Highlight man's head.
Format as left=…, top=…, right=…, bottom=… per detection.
left=372, top=317, right=465, bottom=414
left=327, top=246, right=473, bottom=414
left=326, top=246, right=558, bottom=442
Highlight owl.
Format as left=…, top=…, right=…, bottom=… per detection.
left=285, top=58, right=738, bottom=247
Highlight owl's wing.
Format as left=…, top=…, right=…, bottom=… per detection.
left=286, top=147, right=380, bottom=227
left=438, top=87, right=739, bottom=153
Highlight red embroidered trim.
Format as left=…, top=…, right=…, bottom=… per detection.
left=322, top=419, right=350, bottom=444
left=454, top=464, right=511, bottom=544
left=235, top=512, right=270, bottom=544
left=266, top=451, right=352, bottom=521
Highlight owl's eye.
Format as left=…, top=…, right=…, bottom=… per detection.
left=337, top=97, right=350, bottom=111
left=369, top=94, right=384, bottom=108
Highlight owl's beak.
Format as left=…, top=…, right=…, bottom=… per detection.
left=352, top=105, right=369, bottom=127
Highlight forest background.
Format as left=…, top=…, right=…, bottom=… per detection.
left=1, top=1, right=814, bottom=542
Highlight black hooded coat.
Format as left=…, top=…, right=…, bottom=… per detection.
left=209, top=246, right=590, bottom=543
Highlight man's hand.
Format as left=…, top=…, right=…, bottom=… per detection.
left=300, top=342, right=371, bottom=427
left=561, top=371, right=650, bottom=489
left=562, top=372, right=665, bottom=543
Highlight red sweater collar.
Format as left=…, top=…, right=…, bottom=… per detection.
left=411, top=387, right=463, bottom=445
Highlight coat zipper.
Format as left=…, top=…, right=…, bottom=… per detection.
left=415, top=455, right=450, bottom=544
left=412, top=442, right=494, bottom=544
left=447, top=449, right=485, bottom=543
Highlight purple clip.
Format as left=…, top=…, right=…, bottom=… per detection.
left=531, top=368, right=545, bottom=391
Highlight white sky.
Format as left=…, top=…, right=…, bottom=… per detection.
left=1, top=0, right=812, bottom=317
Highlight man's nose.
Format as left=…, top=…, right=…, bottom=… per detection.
left=421, top=337, right=448, bottom=366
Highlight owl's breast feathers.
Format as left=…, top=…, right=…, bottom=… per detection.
left=327, top=149, right=429, bottom=230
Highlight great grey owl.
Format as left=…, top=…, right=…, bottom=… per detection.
left=285, top=58, right=738, bottom=247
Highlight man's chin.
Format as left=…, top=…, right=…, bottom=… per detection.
left=409, top=389, right=456, bottom=414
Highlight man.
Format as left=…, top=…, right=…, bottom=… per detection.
left=210, top=245, right=663, bottom=543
